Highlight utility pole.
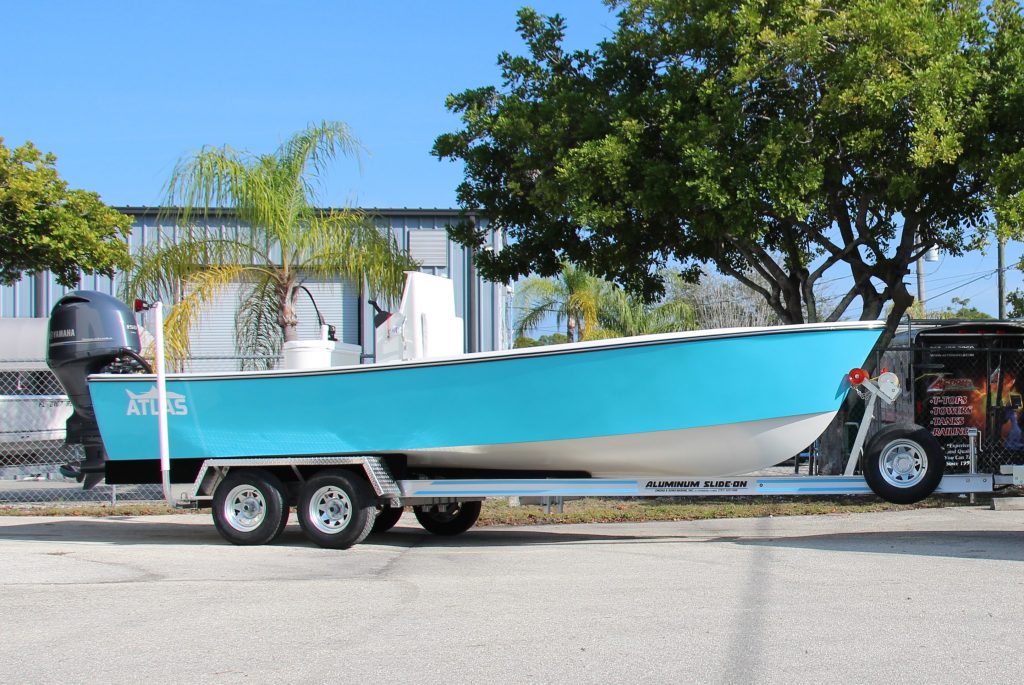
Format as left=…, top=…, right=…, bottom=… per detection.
left=916, top=256, right=926, bottom=310
left=998, top=237, right=1006, bottom=319
left=465, top=215, right=479, bottom=353
left=916, top=240, right=939, bottom=313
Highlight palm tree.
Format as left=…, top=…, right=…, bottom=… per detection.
left=125, top=121, right=415, bottom=364
left=514, top=262, right=605, bottom=343
left=595, top=287, right=695, bottom=338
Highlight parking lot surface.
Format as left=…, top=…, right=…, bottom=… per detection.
left=1, top=507, right=1022, bottom=684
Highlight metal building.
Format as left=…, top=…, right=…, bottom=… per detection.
left=1, top=207, right=510, bottom=366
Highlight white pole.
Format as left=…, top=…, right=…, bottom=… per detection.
left=153, top=302, right=172, bottom=506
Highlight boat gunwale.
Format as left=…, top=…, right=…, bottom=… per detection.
left=88, top=319, right=884, bottom=384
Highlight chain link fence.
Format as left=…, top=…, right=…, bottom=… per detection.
left=0, top=356, right=278, bottom=507
left=7, top=328, right=1023, bottom=507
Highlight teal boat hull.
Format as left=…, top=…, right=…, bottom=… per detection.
left=88, top=322, right=883, bottom=480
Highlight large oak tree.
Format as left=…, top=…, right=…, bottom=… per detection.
left=434, top=0, right=1024, bottom=354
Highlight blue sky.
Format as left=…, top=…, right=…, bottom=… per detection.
left=2, top=0, right=1019, bottom=320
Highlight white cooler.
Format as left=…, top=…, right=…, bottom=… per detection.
left=282, top=340, right=362, bottom=370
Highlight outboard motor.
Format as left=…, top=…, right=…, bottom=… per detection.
left=46, top=291, right=151, bottom=489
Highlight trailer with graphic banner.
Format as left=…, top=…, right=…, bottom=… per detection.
left=914, top=322, right=1024, bottom=473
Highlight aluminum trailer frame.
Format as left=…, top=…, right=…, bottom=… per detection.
left=175, top=459, right=999, bottom=510
left=156, top=367, right=1024, bottom=550
left=170, top=367, right=1016, bottom=512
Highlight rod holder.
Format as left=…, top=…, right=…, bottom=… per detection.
left=153, top=301, right=172, bottom=506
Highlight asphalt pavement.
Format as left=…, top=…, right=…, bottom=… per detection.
left=1, top=508, right=1022, bottom=684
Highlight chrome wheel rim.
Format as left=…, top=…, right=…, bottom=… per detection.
left=224, top=484, right=267, bottom=532
left=308, top=486, right=353, bottom=534
left=879, top=439, right=927, bottom=488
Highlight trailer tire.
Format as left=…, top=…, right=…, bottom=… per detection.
left=212, top=469, right=289, bottom=546
left=414, top=501, right=482, bottom=536
left=297, top=470, right=376, bottom=549
left=862, top=423, right=944, bottom=504
left=370, top=505, right=405, bottom=534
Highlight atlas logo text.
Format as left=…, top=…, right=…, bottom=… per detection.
left=126, top=387, right=188, bottom=416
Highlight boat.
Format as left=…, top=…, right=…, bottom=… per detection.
left=46, top=284, right=884, bottom=485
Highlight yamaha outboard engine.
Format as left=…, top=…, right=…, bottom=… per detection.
left=46, top=291, right=151, bottom=489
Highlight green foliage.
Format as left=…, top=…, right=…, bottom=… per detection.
left=0, top=137, right=131, bottom=287
left=435, top=1, right=1024, bottom=346
left=595, top=273, right=695, bottom=337
left=932, top=297, right=995, bottom=320
left=1006, top=290, right=1024, bottom=319
left=475, top=496, right=956, bottom=527
left=126, top=122, right=416, bottom=363
left=514, top=333, right=569, bottom=348
left=515, top=263, right=694, bottom=342
left=937, top=297, right=993, bottom=320
left=514, top=262, right=604, bottom=342
left=905, top=297, right=994, bottom=320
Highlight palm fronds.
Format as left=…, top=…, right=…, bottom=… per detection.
left=161, top=263, right=249, bottom=363
left=126, top=121, right=412, bottom=364
left=236, top=275, right=283, bottom=370
left=597, top=289, right=695, bottom=338
left=297, top=211, right=416, bottom=303
left=516, top=263, right=695, bottom=344
left=514, top=277, right=562, bottom=339
left=515, top=262, right=607, bottom=342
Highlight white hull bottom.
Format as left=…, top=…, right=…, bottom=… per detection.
left=404, top=411, right=838, bottom=478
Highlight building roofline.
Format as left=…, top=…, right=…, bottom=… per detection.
left=114, top=206, right=471, bottom=218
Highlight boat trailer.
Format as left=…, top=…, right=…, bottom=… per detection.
left=162, top=363, right=1022, bottom=550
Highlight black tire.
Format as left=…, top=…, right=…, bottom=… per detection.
left=297, top=469, right=377, bottom=549
left=211, top=469, right=289, bottom=546
left=862, top=422, right=944, bottom=504
left=414, top=501, right=482, bottom=536
left=370, top=505, right=405, bottom=534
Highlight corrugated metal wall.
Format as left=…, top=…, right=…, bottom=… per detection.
left=2, top=208, right=509, bottom=359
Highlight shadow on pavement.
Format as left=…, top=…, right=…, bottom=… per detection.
left=373, top=526, right=1024, bottom=561
left=0, top=518, right=225, bottom=546
left=734, top=529, right=1024, bottom=562
left=1, top=518, right=1022, bottom=560
left=0, top=519, right=682, bottom=548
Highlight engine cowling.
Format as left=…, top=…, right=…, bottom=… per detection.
left=46, top=291, right=148, bottom=487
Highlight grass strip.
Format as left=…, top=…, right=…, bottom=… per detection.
left=0, top=503, right=198, bottom=517
left=0, top=494, right=988, bottom=523
left=473, top=495, right=982, bottom=526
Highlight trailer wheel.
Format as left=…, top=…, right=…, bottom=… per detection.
left=414, top=501, right=482, bottom=536
left=212, top=469, right=289, bottom=546
left=370, top=505, right=405, bottom=534
left=862, top=423, right=944, bottom=504
left=297, top=470, right=376, bottom=549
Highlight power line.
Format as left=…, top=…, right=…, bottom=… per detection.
left=926, top=269, right=998, bottom=301
left=912, top=268, right=999, bottom=284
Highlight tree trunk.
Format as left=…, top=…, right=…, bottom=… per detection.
left=282, top=316, right=298, bottom=342
left=816, top=288, right=915, bottom=474
left=567, top=317, right=576, bottom=344
left=278, top=281, right=299, bottom=343
left=816, top=401, right=858, bottom=475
